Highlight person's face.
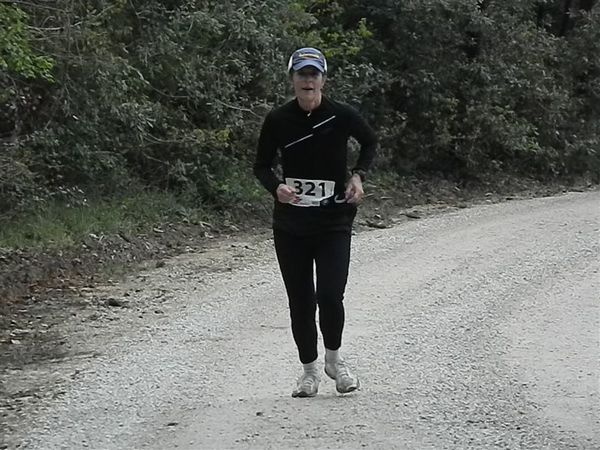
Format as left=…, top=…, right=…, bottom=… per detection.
left=292, top=66, right=325, bottom=102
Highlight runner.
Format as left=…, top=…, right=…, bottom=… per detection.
left=253, top=47, right=377, bottom=397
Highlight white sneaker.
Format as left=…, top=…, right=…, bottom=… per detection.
left=292, top=371, right=320, bottom=398
left=325, top=359, right=360, bottom=393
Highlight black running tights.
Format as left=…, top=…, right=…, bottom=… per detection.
left=273, top=228, right=351, bottom=364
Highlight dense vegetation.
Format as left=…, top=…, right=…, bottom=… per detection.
left=1, top=0, right=598, bottom=241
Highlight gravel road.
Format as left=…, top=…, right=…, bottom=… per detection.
left=2, top=191, right=599, bottom=449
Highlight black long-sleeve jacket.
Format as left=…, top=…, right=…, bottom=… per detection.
left=254, top=96, right=377, bottom=235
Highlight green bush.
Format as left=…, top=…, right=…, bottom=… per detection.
left=1, top=0, right=598, bottom=226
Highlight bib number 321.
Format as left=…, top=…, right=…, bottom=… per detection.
left=285, top=177, right=335, bottom=207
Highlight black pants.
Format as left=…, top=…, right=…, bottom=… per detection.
left=273, top=228, right=352, bottom=364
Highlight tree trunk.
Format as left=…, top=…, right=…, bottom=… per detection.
left=559, top=0, right=573, bottom=36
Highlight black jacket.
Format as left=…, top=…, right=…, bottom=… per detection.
left=254, top=96, right=377, bottom=235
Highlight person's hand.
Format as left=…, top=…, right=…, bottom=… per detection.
left=276, top=183, right=299, bottom=204
left=345, top=174, right=364, bottom=204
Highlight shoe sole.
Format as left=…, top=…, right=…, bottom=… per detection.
left=324, top=367, right=360, bottom=394
left=292, top=390, right=317, bottom=398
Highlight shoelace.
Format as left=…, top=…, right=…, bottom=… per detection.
left=328, top=360, right=350, bottom=377
left=300, top=372, right=318, bottom=388
left=335, top=362, right=351, bottom=380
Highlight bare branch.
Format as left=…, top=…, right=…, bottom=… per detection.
left=26, top=25, right=64, bottom=32
left=137, top=150, right=169, bottom=166
left=0, top=0, right=65, bottom=12
left=139, top=132, right=202, bottom=147
left=146, top=83, right=190, bottom=100
left=210, top=99, right=263, bottom=118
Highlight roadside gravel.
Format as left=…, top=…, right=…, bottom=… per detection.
left=2, top=190, right=598, bottom=449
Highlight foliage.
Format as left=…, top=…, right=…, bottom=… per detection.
left=559, top=6, right=600, bottom=178
left=0, top=0, right=598, bottom=225
left=0, top=4, right=56, bottom=217
left=0, top=191, right=185, bottom=249
left=0, top=4, right=54, bottom=80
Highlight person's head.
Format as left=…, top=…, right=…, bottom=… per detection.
left=287, top=47, right=327, bottom=103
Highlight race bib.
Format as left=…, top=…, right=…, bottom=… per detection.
left=285, top=177, right=335, bottom=207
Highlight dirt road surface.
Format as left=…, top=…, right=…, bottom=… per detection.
left=2, top=191, right=599, bottom=449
